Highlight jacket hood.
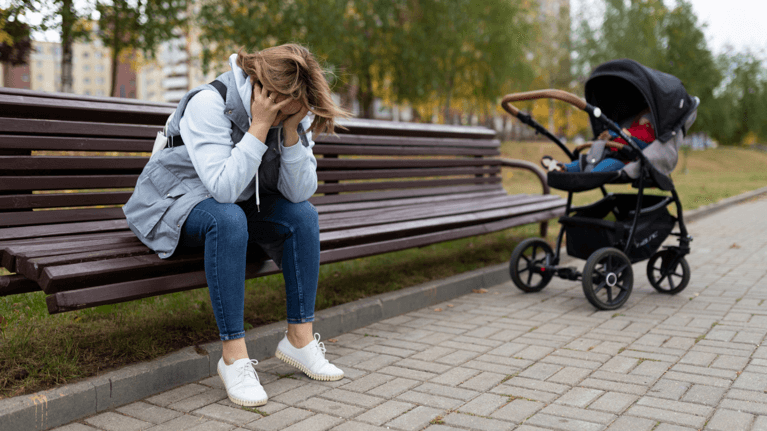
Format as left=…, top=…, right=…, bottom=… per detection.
left=229, top=53, right=253, bottom=120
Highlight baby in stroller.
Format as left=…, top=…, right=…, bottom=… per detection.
left=541, top=108, right=655, bottom=173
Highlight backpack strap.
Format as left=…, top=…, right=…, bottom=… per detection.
left=168, top=80, right=230, bottom=148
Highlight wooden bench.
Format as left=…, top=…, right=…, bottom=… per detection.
left=0, top=88, right=566, bottom=314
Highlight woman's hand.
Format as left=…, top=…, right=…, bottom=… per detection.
left=248, top=82, right=292, bottom=142
left=283, top=106, right=310, bottom=147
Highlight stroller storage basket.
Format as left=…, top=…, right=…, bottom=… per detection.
left=559, top=194, right=675, bottom=263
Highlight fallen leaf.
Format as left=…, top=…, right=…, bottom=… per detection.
left=327, top=338, right=338, bottom=343
left=472, top=288, right=488, bottom=294
left=730, top=243, right=741, bottom=249
left=493, top=292, right=500, bottom=295
left=447, top=304, right=454, bottom=308
left=434, top=308, right=443, bottom=312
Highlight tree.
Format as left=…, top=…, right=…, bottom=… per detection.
left=1, top=2, right=35, bottom=86
left=96, top=0, right=189, bottom=97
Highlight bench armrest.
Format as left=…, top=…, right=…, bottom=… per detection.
left=1, top=274, right=41, bottom=296
left=497, top=158, right=550, bottom=196
left=497, top=158, right=552, bottom=237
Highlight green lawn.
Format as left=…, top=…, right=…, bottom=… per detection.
left=1, top=143, right=766, bottom=399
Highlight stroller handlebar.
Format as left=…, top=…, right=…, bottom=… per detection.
left=501, top=90, right=587, bottom=117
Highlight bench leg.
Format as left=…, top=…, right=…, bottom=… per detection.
left=540, top=221, right=548, bottom=238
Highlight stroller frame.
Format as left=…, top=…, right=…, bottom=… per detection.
left=501, top=83, right=696, bottom=310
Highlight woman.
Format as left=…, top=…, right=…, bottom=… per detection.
left=123, top=44, right=348, bottom=406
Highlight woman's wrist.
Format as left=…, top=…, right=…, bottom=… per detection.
left=247, top=122, right=271, bottom=143
left=284, top=129, right=300, bottom=147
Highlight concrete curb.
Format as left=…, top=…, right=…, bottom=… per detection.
left=0, top=263, right=510, bottom=431
left=684, top=185, right=767, bottom=223
left=3, top=186, right=765, bottom=430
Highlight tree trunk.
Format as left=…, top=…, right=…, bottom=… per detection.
left=442, top=76, right=453, bottom=125
left=60, top=0, right=74, bottom=93
left=360, top=70, right=374, bottom=119
left=109, top=6, right=121, bottom=97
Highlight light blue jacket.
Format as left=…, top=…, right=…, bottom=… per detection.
left=122, top=54, right=318, bottom=260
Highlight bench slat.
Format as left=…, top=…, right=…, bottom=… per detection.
left=313, top=133, right=499, bottom=148
left=21, top=246, right=155, bottom=280
left=316, top=159, right=501, bottom=170
left=0, top=207, right=126, bottom=228
left=0, top=135, right=153, bottom=152
left=44, top=207, right=561, bottom=314
left=318, top=166, right=500, bottom=182
left=315, top=189, right=507, bottom=214
left=0, top=192, right=132, bottom=210
left=0, top=156, right=147, bottom=172
left=314, top=144, right=499, bottom=157
left=317, top=177, right=501, bottom=195
left=0, top=118, right=160, bottom=139
left=0, top=175, right=139, bottom=192
left=0, top=219, right=128, bottom=241
left=308, top=184, right=504, bottom=206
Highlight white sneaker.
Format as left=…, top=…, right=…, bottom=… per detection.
left=275, top=333, right=344, bottom=381
left=217, top=357, right=268, bottom=406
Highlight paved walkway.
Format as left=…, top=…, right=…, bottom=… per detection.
left=54, top=196, right=767, bottom=431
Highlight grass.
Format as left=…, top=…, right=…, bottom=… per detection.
left=1, top=142, right=766, bottom=399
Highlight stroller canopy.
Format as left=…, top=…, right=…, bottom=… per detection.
left=585, top=59, right=696, bottom=143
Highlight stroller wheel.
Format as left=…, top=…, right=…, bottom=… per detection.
left=509, top=238, right=554, bottom=292
left=582, top=247, right=633, bottom=310
left=647, top=250, right=690, bottom=295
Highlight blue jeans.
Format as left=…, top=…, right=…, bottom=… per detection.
left=179, top=194, right=320, bottom=340
left=563, top=157, right=626, bottom=173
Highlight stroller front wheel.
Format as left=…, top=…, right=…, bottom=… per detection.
left=509, top=238, right=554, bottom=292
left=647, top=250, right=690, bottom=295
left=582, top=247, right=633, bottom=310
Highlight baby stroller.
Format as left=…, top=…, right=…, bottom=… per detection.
left=501, top=59, right=699, bottom=310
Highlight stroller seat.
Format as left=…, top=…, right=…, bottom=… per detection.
left=547, top=169, right=671, bottom=192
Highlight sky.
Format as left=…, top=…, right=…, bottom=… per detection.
left=686, top=0, right=767, bottom=55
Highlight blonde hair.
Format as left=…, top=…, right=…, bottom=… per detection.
left=236, top=44, right=349, bottom=135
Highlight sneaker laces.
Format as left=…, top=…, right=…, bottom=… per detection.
left=313, top=333, right=328, bottom=362
left=236, top=359, right=260, bottom=383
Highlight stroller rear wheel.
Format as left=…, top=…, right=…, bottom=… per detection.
left=510, top=238, right=554, bottom=292
left=647, top=250, right=690, bottom=294
left=582, top=247, right=633, bottom=310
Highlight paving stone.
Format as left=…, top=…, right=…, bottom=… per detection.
left=193, top=403, right=262, bottom=426
left=354, top=400, right=415, bottom=426
left=540, top=404, right=616, bottom=424
left=456, top=393, right=508, bottom=416
left=412, top=382, right=481, bottom=401
left=515, top=345, right=555, bottom=360
left=490, top=399, right=544, bottom=423
left=396, top=390, right=464, bottom=410
left=146, top=384, right=209, bottom=407
left=648, top=379, right=691, bottom=400
left=338, top=373, right=394, bottom=393
left=751, top=415, right=767, bottom=431
left=84, top=412, right=153, bottom=431
left=554, top=387, right=604, bottom=408
left=604, top=415, right=656, bottom=431
left=635, top=396, right=712, bottom=417
left=330, top=421, right=391, bottom=431
left=184, top=421, right=235, bottom=431
left=116, top=401, right=182, bottom=424
left=50, top=424, right=100, bottom=431
left=546, top=366, right=592, bottom=385
left=245, top=407, right=313, bottom=431
left=377, top=365, right=439, bottom=380
left=588, top=392, right=638, bottom=414
left=525, top=413, right=604, bottom=431
left=706, top=408, right=754, bottom=431
left=167, top=388, right=227, bottom=412
left=319, top=389, right=385, bottom=408
left=296, top=397, right=365, bottom=418
left=680, top=384, right=725, bottom=406
left=280, top=414, right=344, bottom=431
left=144, top=415, right=210, bottom=431
left=625, top=405, right=705, bottom=428
left=652, top=424, right=697, bottom=431
left=458, top=371, right=507, bottom=391
left=271, top=383, right=330, bottom=405
left=443, top=412, right=514, bottom=431
left=429, top=367, right=482, bottom=386
left=350, top=376, right=414, bottom=398
left=384, top=406, right=443, bottom=431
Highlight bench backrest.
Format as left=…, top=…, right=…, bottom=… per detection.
left=0, top=88, right=501, bottom=237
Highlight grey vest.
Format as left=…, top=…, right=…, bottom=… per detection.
left=122, top=71, right=309, bottom=260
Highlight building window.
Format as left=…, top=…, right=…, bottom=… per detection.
left=84, top=77, right=91, bottom=84
left=21, top=74, right=30, bottom=82
left=83, top=64, right=90, bottom=71
left=37, top=74, right=43, bottom=81
left=83, top=52, right=89, bottom=58
left=96, top=65, right=104, bottom=72
left=96, top=77, right=105, bottom=85
left=95, top=52, right=102, bottom=59
left=129, top=91, right=135, bottom=98
left=55, top=47, right=61, bottom=56
left=85, top=90, right=91, bottom=95
left=49, top=46, right=55, bottom=54
left=148, top=91, right=155, bottom=98
left=147, top=79, right=155, bottom=86
left=96, top=90, right=104, bottom=96
left=37, top=60, right=43, bottom=68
